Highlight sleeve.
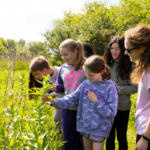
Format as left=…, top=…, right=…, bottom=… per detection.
left=94, top=83, right=119, bottom=117
left=117, top=81, right=138, bottom=95
left=53, top=64, right=66, bottom=93
left=50, top=67, right=60, bottom=83
left=52, top=83, right=82, bottom=109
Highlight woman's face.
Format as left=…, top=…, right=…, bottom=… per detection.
left=60, top=48, right=77, bottom=65
left=110, top=43, right=121, bottom=62
left=124, top=38, right=142, bottom=62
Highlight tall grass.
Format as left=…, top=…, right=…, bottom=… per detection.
left=0, top=61, right=63, bottom=150
left=0, top=61, right=30, bottom=70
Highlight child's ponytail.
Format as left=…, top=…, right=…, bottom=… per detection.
left=102, top=64, right=111, bottom=80
left=74, top=41, right=85, bottom=70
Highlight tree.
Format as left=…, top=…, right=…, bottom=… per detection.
left=18, top=39, right=26, bottom=47
left=43, top=0, right=150, bottom=58
left=27, top=41, right=47, bottom=57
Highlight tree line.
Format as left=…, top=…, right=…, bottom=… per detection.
left=0, top=0, right=149, bottom=65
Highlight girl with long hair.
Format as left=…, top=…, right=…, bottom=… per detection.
left=103, top=36, right=138, bottom=150
left=124, top=24, right=150, bottom=150
left=52, top=39, right=86, bottom=150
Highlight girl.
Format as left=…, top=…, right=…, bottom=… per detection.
left=43, top=55, right=119, bottom=150
left=103, top=36, right=137, bottom=150
left=124, top=24, right=150, bottom=150
left=53, top=39, right=86, bottom=150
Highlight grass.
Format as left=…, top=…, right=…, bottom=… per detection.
left=0, top=61, right=64, bottom=149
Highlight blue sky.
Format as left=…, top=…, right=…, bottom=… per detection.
left=0, top=0, right=120, bottom=42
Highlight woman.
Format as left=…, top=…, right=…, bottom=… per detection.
left=103, top=36, right=138, bottom=150
left=124, top=24, right=150, bottom=150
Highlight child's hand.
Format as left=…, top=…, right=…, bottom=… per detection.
left=50, top=86, right=57, bottom=92
left=42, top=94, right=54, bottom=105
left=87, top=91, right=97, bottom=103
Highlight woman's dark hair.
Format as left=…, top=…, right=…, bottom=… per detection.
left=82, top=42, right=96, bottom=58
left=103, top=36, right=133, bottom=80
left=84, top=55, right=111, bottom=80
left=29, top=72, right=43, bottom=99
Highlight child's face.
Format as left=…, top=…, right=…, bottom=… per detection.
left=60, top=48, right=77, bottom=65
left=32, top=70, right=44, bottom=80
left=84, top=67, right=103, bottom=82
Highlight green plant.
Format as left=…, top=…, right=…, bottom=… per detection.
left=0, top=61, right=63, bottom=150
left=29, top=75, right=57, bottom=103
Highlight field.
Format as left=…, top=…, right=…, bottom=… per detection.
left=0, top=61, right=64, bottom=150
left=0, top=61, right=137, bottom=150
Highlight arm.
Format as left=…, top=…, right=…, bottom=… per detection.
left=94, top=84, right=119, bottom=117
left=43, top=84, right=82, bottom=109
left=117, top=81, right=138, bottom=95
left=135, top=117, right=150, bottom=150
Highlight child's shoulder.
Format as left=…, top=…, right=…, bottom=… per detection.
left=104, top=79, right=117, bottom=88
left=105, top=79, right=119, bottom=92
left=105, top=79, right=116, bottom=84
left=81, top=79, right=90, bottom=85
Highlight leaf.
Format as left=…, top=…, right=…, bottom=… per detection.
left=35, top=79, right=44, bottom=85
left=38, top=137, right=43, bottom=148
left=46, top=95, right=57, bottom=102
left=27, top=141, right=37, bottom=148
left=11, top=142, right=17, bottom=150
left=40, top=115, right=47, bottom=120
left=39, top=131, right=48, bottom=140
left=43, top=142, right=49, bottom=150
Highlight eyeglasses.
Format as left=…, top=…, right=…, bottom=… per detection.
left=109, top=47, right=120, bottom=51
left=125, top=46, right=141, bottom=53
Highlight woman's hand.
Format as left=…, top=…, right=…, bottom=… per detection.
left=87, top=91, right=97, bottom=103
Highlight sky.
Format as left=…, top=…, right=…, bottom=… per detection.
left=0, top=0, right=119, bottom=42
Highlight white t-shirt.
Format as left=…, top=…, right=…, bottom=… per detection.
left=135, top=70, right=150, bottom=135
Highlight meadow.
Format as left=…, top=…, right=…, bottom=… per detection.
left=0, top=60, right=137, bottom=150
